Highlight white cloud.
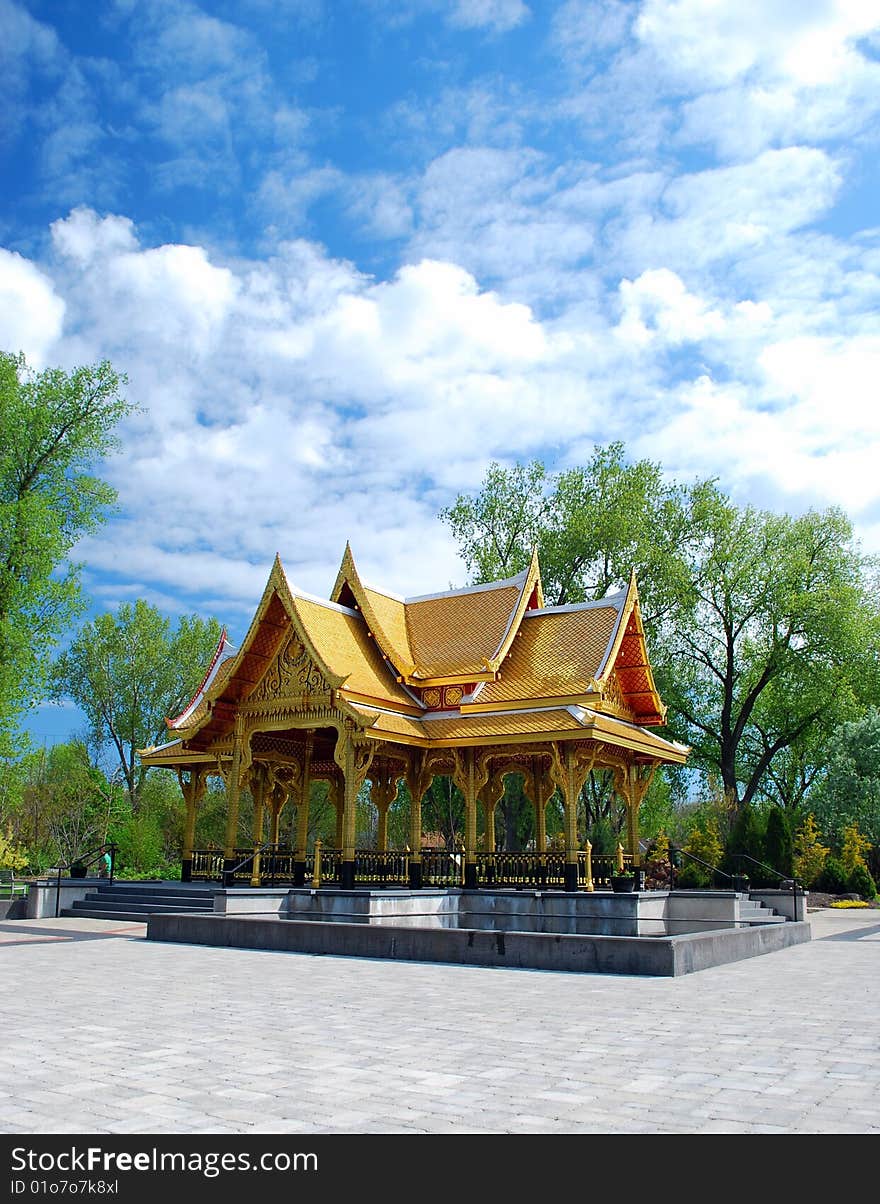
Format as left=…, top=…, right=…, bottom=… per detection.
left=6, top=177, right=880, bottom=622
left=616, top=268, right=725, bottom=346
left=0, top=249, right=66, bottom=366
left=448, top=0, right=530, bottom=33
left=608, top=148, right=841, bottom=274
left=636, top=0, right=880, bottom=89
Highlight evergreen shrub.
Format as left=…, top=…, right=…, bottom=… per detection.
left=815, top=855, right=849, bottom=894
left=848, top=863, right=877, bottom=900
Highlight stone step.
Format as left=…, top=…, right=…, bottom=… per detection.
left=95, top=885, right=220, bottom=900
left=66, top=897, right=215, bottom=916
left=91, top=889, right=216, bottom=907
left=739, top=901, right=786, bottom=924
left=59, top=909, right=151, bottom=923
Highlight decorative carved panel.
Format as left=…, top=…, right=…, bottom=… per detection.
left=251, top=631, right=329, bottom=702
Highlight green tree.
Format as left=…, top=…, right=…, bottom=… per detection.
left=440, top=442, right=703, bottom=621
left=809, top=709, right=880, bottom=845
left=680, top=811, right=724, bottom=886
left=659, top=491, right=880, bottom=812
left=840, top=822, right=871, bottom=876
left=0, top=352, right=130, bottom=753
left=792, top=814, right=829, bottom=887
left=54, top=600, right=222, bottom=808
left=764, top=806, right=793, bottom=877
left=2, top=740, right=124, bottom=870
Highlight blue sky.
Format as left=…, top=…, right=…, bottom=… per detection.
left=3, top=0, right=880, bottom=743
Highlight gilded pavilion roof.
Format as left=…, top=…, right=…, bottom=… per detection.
left=143, top=545, right=685, bottom=767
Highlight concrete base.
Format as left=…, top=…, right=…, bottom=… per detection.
left=25, top=877, right=107, bottom=918
left=0, top=896, right=28, bottom=919
left=146, top=910, right=812, bottom=976
left=282, top=886, right=804, bottom=934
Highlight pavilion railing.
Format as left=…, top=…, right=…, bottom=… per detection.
left=354, top=849, right=410, bottom=885
left=189, top=846, right=634, bottom=888
left=191, top=849, right=224, bottom=881
left=421, top=849, right=462, bottom=887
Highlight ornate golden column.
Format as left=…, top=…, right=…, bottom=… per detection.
left=479, top=770, right=505, bottom=854
left=222, top=716, right=246, bottom=884
left=334, top=719, right=374, bottom=890
left=250, top=764, right=267, bottom=887
left=294, top=735, right=313, bottom=887
left=370, top=768, right=398, bottom=853
left=404, top=751, right=435, bottom=890
left=612, top=762, right=656, bottom=869
left=177, top=767, right=208, bottom=882
left=523, top=756, right=555, bottom=888
left=550, top=741, right=594, bottom=891
left=268, top=782, right=286, bottom=846
left=329, top=777, right=344, bottom=850
left=453, top=748, right=490, bottom=890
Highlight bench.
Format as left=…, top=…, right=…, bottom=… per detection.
left=0, top=869, right=28, bottom=898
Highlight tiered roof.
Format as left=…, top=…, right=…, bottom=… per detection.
left=142, top=545, right=686, bottom=766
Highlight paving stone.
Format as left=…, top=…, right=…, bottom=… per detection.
left=2, top=908, right=879, bottom=1134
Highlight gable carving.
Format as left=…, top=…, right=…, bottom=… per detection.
left=251, top=630, right=330, bottom=702
left=603, top=671, right=634, bottom=721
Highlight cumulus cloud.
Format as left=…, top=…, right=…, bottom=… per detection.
left=0, top=249, right=65, bottom=366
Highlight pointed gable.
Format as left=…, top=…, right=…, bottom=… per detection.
left=594, top=571, right=666, bottom=726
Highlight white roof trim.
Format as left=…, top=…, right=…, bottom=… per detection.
left=524, top=587, right=627, bottom=618
left=356, top=567, right=529, bottom=607
left=284, top=576, right=359, bottom=616
left=404, top=567, right=528, bottom=605
left=170, top=634, right=237, bottom=729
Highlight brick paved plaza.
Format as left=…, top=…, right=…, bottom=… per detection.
left=2, top=909, right=878, bottom=1134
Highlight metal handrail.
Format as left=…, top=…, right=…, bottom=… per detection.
left=54, top=842, right=117, bottom=917
left=222, top=840, right=278, bottom=887
left=732, top=853, right=803, bottom=917
left=669, top=845, right=736, bottom=887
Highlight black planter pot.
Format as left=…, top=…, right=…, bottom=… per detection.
left=611, top=876, right=635, bottom=893
left=69, top=863, right=88, bottom=879
left=732, top=875, right=750, bottom=892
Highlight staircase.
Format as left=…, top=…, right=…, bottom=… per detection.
left=738, top=896, right=786, bottom=925
left=61, top=882, right=222, bottom=923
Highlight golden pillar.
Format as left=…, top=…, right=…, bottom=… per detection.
left=250, top=765, right=267, bottom=887
left=177, top=767, right=207, bottom=882
left=453, top=748, right=490, bottom=890
left=330, top=778, right=344, bottom=850
left=334, top=719, right=374, bottom=890
left=612, top=763, right=656, bottom=868
left=268, top=782, right=286, bottom=846
left=223, top=717, right=246, bottom=877
left=371, top=771, right=398, bottom=853
left=405, top=751, right=435, bottom=890
left=294, top=736, right=313, bottom=887
left=524, top=757, right=552, bottom=855
left=550, top=741, right=594, bottom=892
left=479, top=771, right=505, bottom=854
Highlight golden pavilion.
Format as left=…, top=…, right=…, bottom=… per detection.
left=139, top=545, right=688, bottom=891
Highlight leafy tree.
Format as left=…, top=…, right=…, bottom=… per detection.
left=0, top=352, right=130, bottom=754
left=658, top=491, right=880, bottom=812
left=0, top=824, right=27, bottom=870
left=809, top=709, right=880, bottom=845
left=54, top=600, right=222, bottom=808
left=444, top=448, right=880, bottom=817
left=683, top=811, right=723, bottom=877
left=440, top=442, right=704, bottom=621
left=1, top=740, right=124, bottom=869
